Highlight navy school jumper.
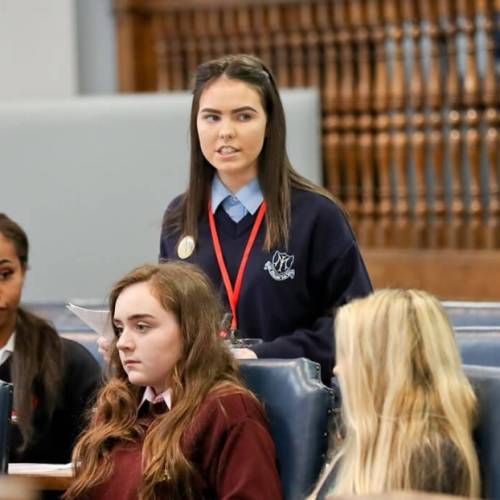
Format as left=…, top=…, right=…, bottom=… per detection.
left=160, top=188, right=373, bottom=384
left=1, top=337, right=101, bottom=463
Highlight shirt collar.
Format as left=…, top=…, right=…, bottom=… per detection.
left=139, top=386, right=172, bottom=410
left=211, top=175, right=263, bottom=215
left=0, top=331, right=16, bottom=367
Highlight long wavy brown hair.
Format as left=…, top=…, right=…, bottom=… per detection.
left=0, top=214, right=62, bottom=453
left=65, top=262, right=252, bottom=500
left=165, top=53, right=336, bottom=251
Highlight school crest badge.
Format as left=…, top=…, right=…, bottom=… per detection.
left=264, top=251, right=295, bottom=281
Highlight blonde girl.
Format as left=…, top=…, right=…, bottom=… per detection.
left=313, top=289, right=480, bottom=497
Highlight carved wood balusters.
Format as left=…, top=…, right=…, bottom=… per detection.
left=114, top=0, right=500, bottom=254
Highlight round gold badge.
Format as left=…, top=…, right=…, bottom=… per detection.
left=177, top=236, right=195, bottom=259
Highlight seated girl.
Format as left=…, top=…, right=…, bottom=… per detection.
left=65, top=262, right=282, bottom=500
left=312, top=289, right=480, bottom=498
left=0, top=213, right=101, bottom=463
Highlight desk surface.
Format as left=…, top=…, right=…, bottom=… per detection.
left=8, top=463, right=73, bottom=491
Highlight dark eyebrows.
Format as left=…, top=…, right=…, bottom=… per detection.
left=233, top=106, right=258, bottom=114
left=113, top=313, right=155, bottom=324
left=199, top=106, right=259, bottom=115
left=0, top=259, right=13, bottom=266
left=199, top=107, right=221, bottom=115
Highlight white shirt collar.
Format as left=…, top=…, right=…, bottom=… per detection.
left=0, top=331, right=16, bottom=367
left=139, top=386, right=172, bottom=410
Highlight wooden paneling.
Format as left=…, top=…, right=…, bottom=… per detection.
left=364, top=249, right=500, bottom=301
left=113, top=0, right=500, bottom=299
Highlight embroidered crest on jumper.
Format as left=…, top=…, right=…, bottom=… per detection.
left=264, top=251, right=295, bottom=281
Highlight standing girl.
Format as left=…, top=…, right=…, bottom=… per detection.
left=160, top=54, right=372, bottom=383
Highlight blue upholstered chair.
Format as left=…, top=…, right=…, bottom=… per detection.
left=0, top=380, right=13, bottom=474
left=239, top=358, right=335, bottom=500
left=457, top=330, right=500, bottom=368
left=444, top=301, right=500, bottom=328
left=464, top=365, right=500, bottom=500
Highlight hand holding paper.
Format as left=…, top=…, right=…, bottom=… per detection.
left=66, top=303, right=114, bottom=361
left=66, top=303, right=114, bottom=340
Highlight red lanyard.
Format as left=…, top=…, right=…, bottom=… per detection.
left=208, top=200, right=267, bottom=333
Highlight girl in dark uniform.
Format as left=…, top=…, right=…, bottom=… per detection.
left=159, top=54, right=372, bottom=383
left=0, top=213, right=100, bottom=464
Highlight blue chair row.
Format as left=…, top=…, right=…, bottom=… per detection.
left=27, top=300, right=500, bottom=333
left=444, top=301, right=500, bottom=328
left=457, top=330, right=500, bottom=368
left=240, top=359, right=335, bottom=500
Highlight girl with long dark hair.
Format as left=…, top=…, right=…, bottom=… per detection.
left=160, top=54, right=372, bottom=383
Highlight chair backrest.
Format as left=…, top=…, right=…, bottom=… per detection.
left=60, top=332, right=105, bottom=368
left=0, top=381, right=13, bottom=474
left=444, top=301, right=500, bottom=328
left=239, top=358, right=334, bottom=500
left=456, top=331, right=500, bottom=368
left=464, top=365, right=500, bottom=499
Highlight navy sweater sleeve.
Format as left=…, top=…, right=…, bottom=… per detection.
left=250, top=195, right=372, bottom=383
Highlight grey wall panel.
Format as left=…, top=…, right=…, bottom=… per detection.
left=75, top=0, right=117, bottom=95
left=1, top=89, right=321, bottom=301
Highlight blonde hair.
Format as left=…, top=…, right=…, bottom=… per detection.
left=313, top=289, right=480, bottom=497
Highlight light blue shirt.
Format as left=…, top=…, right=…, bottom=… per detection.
left=211, top=176, right=264, bottom=223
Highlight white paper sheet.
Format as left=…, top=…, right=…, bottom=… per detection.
left=8, top=462, right=73, bottom=473
left=66, top=303, right=114, bottom=341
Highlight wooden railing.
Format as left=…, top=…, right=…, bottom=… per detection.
left=114, top=0, right=500, bottom=298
